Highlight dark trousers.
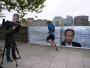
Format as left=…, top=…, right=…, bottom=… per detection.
left=5, top=33, right=17, bottom=60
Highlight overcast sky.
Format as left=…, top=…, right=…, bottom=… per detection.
left=0, top=0, right=90, bottom=23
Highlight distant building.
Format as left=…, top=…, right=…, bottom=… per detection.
left=88, top=21, right=90, bottom=26
left=24, top=18, right=47, bottom=26
left=61, top=16, right=73, bottom=26
left=12, top=14, right=19, bottom=22
left=53, top=16, right=62, bottom=26
left=61, top=18, right=68, bottom=26
left=53, top=16, right=73, bottom=26
left=66, top=16, right=73, bottom=25
left=74, top=16, right=89, bottom=26
left=27, top=18, right=34, bottom=26
left=27, top=18, right=47, bottom=26
left=35, top=19, right=47, bottom=26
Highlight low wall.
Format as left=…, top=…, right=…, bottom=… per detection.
left=0, top=26, right=28, bottom=42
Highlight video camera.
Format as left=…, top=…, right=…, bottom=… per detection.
left=2, top=19, right=21, bottom=33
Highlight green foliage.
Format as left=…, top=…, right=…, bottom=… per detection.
left=0, top=13, right=5, bottom=18
left=0, top=0, right=46, bottom=20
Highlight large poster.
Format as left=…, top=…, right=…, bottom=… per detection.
left=60, top=26, right=90, bottom=48
left=28, top=26, right=60, bottom=46
left=28, top=26, right=90, bottom=48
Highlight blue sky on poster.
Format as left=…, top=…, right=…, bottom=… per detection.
left=0, top=0, right=90, bottom=24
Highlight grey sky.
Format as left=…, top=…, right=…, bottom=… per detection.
left=0, top=0, right=90, bottom=23
left=35, top=0, right=90, bottom=19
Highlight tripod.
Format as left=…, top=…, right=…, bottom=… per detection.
left=0, top=44, right=21, bottom=67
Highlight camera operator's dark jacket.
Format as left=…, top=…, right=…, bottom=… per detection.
left=2, top=20, right=21, bottom=33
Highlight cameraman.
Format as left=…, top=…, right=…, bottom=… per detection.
left=2, top=14, right=20, bottom=62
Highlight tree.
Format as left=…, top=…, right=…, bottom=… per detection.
left=0, top=0, right=46, bottom=20
left=0, top=5, right=5, bottom=18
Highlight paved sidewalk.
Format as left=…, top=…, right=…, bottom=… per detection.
left=0, top=41, right=90, bottom=68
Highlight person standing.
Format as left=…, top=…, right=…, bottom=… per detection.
left=2, top=14, right=20, bottom=62
left=46, top=20, right=58, bottom=51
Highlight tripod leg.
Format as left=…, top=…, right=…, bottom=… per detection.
left=1, top=47, right=5, bottom=65
left=12, top=45, right=19, bottom=67
left=16, top=46, right=21, bottom=59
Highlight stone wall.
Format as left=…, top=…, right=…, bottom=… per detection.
left=0, top=26, right=28, bottom=42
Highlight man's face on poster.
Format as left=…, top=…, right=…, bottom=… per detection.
left=65, top=31, right=74, bottom=44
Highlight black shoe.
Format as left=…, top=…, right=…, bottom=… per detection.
left=17, top=56, right=21, bottom=59
left=7, top=59, right=13, bottom=62
left=19, top=56, right=21, bottom=59
left=14, top=57, right=20, bottom=60
left=15, top=57, right=19, bottom=60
